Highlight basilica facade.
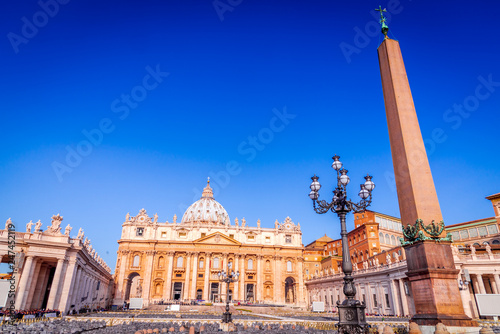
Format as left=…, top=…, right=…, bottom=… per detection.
left=113, top=180, right=306, bottom=307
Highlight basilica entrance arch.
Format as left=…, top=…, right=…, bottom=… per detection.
left=124, top=272, right=141, bottom=301
left=285, top=277, right=296, bottom=304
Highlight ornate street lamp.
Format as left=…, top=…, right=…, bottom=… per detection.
left=217, top=265, right=240, bottom=323
left=309, top=155, right=375, bottom=334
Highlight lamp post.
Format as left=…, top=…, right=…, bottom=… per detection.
left=217, top=265, right=240, bottom=323
left=309, top=155, right=375, bottom=334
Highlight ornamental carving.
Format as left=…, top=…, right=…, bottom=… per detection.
left=277, top=217, right=301, bottom=232
left=401, top=219, right=452, bottom=245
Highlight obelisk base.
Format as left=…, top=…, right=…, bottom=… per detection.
left=404, top=240, right=477, bottom=327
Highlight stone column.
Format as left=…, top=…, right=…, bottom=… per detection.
left=493, top=274, right=500, bottom=294
left=25, top=258, right=42, bottom=309
left=15, top=255, right=35, bottom=309
left=233, top=254, right=239, bottom=301
left=115, top=250, right=130, bottom=303
left=364, top=284, right=372, bottom=313
left=221, top=253, right=228, bottom=301
left=37, top=264, right=52, bottom=309
left=164, top=251, right=175, bottom=300
left=203, top=252, right=211, bottom=301
left=47, top=258, right=65, bottom=309
left=398, top=279, right=409, bottom=316
left=256, top=255, right=263, bottom=303
left=70, top=266, right=83, bottom=307
left=274, top=255, right=282, bottom=303
left=239, top=255, right=245, bottom=301
left=143, top=250, right=156, bottom=304
left=189, top=252, right=199, bottom=299
left=476, top=274, right=486, bottom=294
left=390, top=279, right=401, bottom=316
left=183, top=252, right=192, bottom=300
left=490, top=276, right=498, bottom=294
left=297, top=257, right=305, bottom=305
left=58, top=259, right=78, bottom=313
left=32, top=264, right=48, bottom=309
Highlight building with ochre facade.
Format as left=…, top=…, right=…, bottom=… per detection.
left=113, top=180, right=306, bottom=307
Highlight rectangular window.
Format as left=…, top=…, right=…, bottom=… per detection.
left=161, top=231, right=167, bottom=238
left=229, top=234, right=234, bottom=239
left=385, top=293, right=390, bottom=307
left=201, top=233, right=206, bottom=238
left=136, top=228, right=144, bottom=236
left=487, top=224, right=498, bottom=235
left=265, top=236, right=271, bottom=243
left=179, top=232, right=187, bottom=238
left=248, top=276, right=253, bottom=280
left=198, top=274, right=203, bottom=278
left=285, top=235, right=292, bottom=243
left=459, top=230, right=469, bottom=239
left=175, top=274, right=182, bottom=277
left=451, top=231, right=460, bottom=241
left=478, top=226, right=488, bottom=237
left=247, top=235, right=255, bottom=240
left=468, top=228, right=478, bottom=238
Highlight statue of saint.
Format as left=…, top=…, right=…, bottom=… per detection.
left=469, top=244, right=476, bottom=255
left=34, top=220, right=42, bottom=233
left=485, top=243, right=492, bottom=256
left=386, top=253, right=392, bottom=265
left=257, top=219, right=261, bottom=228
left=26, top=220, right=34, bottom=233
left=173, top=214, right=177, bottom=224
left=241, top=218, right=246, bottom=227
left=5, top=218, right=12, bottom=230
left=77, top=228, right=84, bottom=239
left=125, top=213, right=130, bottom=221
left=153, top=213, right=158, bottom=224
left=64, top=224, right=72, bottom=236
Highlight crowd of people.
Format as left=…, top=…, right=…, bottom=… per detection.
left=0, top=309, right=61, bottom=321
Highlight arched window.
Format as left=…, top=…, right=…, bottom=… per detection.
left=266, top=260, right=271, bottom=270
left=248, top=259, right=253, bottom=270
left=483, top=241, right=490, bottom=245
left=132, top=255, right=140, bottom=267
left=391, top=235, right=396, bottom=246
left=176, top=256, right=183, bottom=268
left=213, top=257, right=219, bottom=268
left=385, top=234, right=390, bottom=245
left=199, top=258, right=204, bottom=269
left=492, top=239, right=500, bottom=245
left=287, top=260, right=292, bottom=272
left=360, top=253, right=364, bottom=261
left=228, top=261, right=233, bottom=270
left=158, top=256, right=164, bottom=269
left=379, top=232, right=384, bottom=243
left=306, top=269, right=309, bottom=275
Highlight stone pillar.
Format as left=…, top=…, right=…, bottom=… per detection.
left=239, top=255, right=245, bottom=301
left=221, top=253, right=228, bottom=301
left=25, top=258, right=42, bottom=309
left=390, top=279, right=401, bottom=316
left=47, top=258, right=65, bottom=309
left=493, top=274, right=500, bottom=294
left=16, top=256, right=35, bottom=309
left=32, top=264, right=48, bottom=309
left=190, top=252, right=199, bottom=299
left=489, top=276, right=498, bottom=294
left=183, top=252, right=192, bottom=300
left=115, top=250, right=130, bottom=303
left=164, top=251, right=175, bottom=300
left=71, top=266, right=83, bottom=307
left=143, top=250, right=156, bottom=304
left=233, top=254, right=239, bottom=301
left=58, top=259, right=78, bottom=313
left=274, top=255, right=282, bottom=303
left=398, top=279, right=409, bottom=316
left=297, top=257, right=305, bottom=305
left=37, top=264, right=52, bottom=309
left=203, top=252, right=211, bottom=301
left=476, top=274, right=486, bottom=294
left=256, top=255, right=263, bottom=302
left=365, top=284, right=372, bottom=313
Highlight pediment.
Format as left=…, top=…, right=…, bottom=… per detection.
left=194, top=232, right=241, bottom=245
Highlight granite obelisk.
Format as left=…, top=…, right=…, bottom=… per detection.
left=376, top=8, right=476, bottom=327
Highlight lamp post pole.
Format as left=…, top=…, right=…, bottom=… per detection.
left=217, top=266, right=240, bottom=323
left=309, top=155, right=375, bottom=334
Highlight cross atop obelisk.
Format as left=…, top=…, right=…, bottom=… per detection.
left=375, top=5, right=389, bottom=38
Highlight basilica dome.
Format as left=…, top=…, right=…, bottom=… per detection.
left=181, top=179, right=230, bottom=225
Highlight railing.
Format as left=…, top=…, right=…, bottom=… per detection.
left=306, top=260, right=408, bottom=282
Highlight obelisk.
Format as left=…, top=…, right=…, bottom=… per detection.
left=376, top=7, right=476, bottom=327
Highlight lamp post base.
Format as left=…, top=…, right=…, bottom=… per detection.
left=337, top=300, right=369, bottom=334
left=222, top=310, right=232, bottom=323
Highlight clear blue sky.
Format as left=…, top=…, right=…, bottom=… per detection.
left=2, top=0, right=500, bottom=271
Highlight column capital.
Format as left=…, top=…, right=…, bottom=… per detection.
left=146, top=250, right=156, bottom=256
left=167, top=251, right=175, bottom=256
left=257, top=255, right=264, bottom=260
left=205, top=252, right=212, bottom=257
left=121, top=249, right=130, bottom=255
left=274, top=255, right=282, bottom=261
left=192, top=251, right=200, bottom=257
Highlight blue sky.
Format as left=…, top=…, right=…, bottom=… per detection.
left=2, top=0, right=500, bottom=271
